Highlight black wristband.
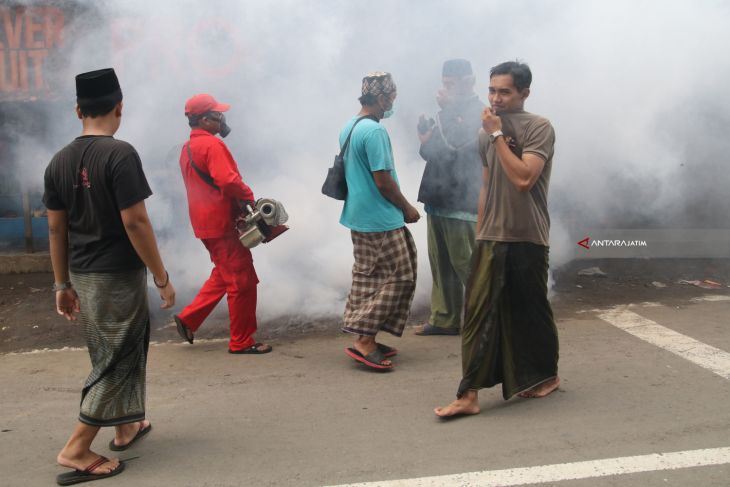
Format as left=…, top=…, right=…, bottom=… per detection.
left=153, top=270, right=169, bottom=289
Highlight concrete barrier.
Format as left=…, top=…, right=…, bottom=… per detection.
left=0, top=252, right=52, bottom=274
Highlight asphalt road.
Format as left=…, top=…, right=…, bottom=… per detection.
left=2, top=289, right=729, bottom=486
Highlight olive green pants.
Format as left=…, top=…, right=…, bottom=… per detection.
left=426, top=214, right=476, bottom=330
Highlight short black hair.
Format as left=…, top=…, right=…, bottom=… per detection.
left=77, top=92, right=122, bottom=118
left=490, top=61, right=532, bottom=91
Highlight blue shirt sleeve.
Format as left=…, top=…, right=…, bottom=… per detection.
left=363, top=127, right=394, bottom=172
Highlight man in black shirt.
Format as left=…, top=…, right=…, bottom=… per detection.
left=43, top=68, right=175, bottom=485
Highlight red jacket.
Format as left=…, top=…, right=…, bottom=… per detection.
left=179, top=129, right=255, bottom=239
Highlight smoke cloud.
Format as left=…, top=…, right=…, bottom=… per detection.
left=4, top=0, right=730, bottom=324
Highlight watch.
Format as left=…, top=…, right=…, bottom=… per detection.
left=489, top=130, right=504, bottom=143
left=53, top=281, right=73, bottom=292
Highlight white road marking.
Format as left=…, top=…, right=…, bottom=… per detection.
left=323, top=447, right=730, bottom=487
left=4, top=346, right=86, bottom=355
left=2, top=338, right=230, bottom=356
left=690, top=295, right=730, bottom=303
left=632, top=301, right=663, bottom=308
left=598, top=306, right=730, bottom=380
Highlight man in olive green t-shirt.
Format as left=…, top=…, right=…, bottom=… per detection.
left=435, top=61, right=560, bottom=417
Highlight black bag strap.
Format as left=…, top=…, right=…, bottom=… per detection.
left=186, top=142, right=220, bottom=191
left=339, top=115, right=378, bottom=158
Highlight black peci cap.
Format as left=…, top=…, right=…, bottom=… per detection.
left=442, top=59, right=473, bottom=78
left=75, top=68, right=122, bottom=101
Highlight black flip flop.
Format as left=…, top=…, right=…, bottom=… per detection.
left=229, top=343, right=273, bottom=354
left=345, top=347, right=393, bottom=371
left=414, top=324, right=459, bottom=336
left=109, top=422, right=152, bottom=451
left=376, top=342, right=398, bottom=357
left=174, top=315, right=194, bottom=344
left=56, top=457, right=125, bottom=486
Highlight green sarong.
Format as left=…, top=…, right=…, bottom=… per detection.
left=458, top=241, right=559, bottom=399
left=71, top=268, right=150, bottom=426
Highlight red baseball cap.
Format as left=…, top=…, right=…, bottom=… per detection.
left=184, top=93, right=230, bottom=116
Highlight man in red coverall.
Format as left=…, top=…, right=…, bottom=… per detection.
left=174, top=93, right=272, bottom=354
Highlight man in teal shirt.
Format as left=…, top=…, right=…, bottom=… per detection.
left=340, top=72, right=421, bottom=371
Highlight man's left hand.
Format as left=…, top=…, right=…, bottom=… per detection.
left=482, top=107, right=502, bottom=133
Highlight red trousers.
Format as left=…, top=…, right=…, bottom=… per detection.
left=178, top=236, right=259, bottom=351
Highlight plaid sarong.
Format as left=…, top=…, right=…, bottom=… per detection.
left=342, top=227, right=417, bottom=337
left=71, top=268, right=150, bottom=426
left=457, top=241, right=559, bottom=399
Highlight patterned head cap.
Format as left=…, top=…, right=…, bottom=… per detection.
left=361, top=71, right=396, bottom=97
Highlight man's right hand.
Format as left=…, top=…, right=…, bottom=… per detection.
left=482, top=106, right=502, bottom=134
left=404, top=204, right=421, bottom=224
left=417, top=115, right=433, bottom=144
left=56, top=288, right=80, bottom=321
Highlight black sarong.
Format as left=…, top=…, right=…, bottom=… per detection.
left=71, top=268, right=150, bottom=426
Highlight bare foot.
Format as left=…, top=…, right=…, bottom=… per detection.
left=434, top=393, right=480, bottom=418
left=518, top=376, right=560, bottom=398
left=57, top=451, right=120, bottom=474
left=112, top=419, right=150, bottom=449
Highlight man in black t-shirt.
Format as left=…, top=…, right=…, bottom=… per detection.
left=44, top=136, right=154, bottom=271
left=43, top=68, right=175, bottom=485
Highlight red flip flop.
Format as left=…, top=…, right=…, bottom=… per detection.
left=345, top=347, right=393, bottom=371
left=376, top=342, right=398, bottom=358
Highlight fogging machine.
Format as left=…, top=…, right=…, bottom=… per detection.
left=236, top=198, right=289, bottom=249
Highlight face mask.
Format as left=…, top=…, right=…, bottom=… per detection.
left=379, top=93, right=395, bottom=119
left=216, top=113, right=231, bottom=138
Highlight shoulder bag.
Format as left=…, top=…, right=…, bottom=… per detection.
left=321, top=115, right=377, bottom=200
